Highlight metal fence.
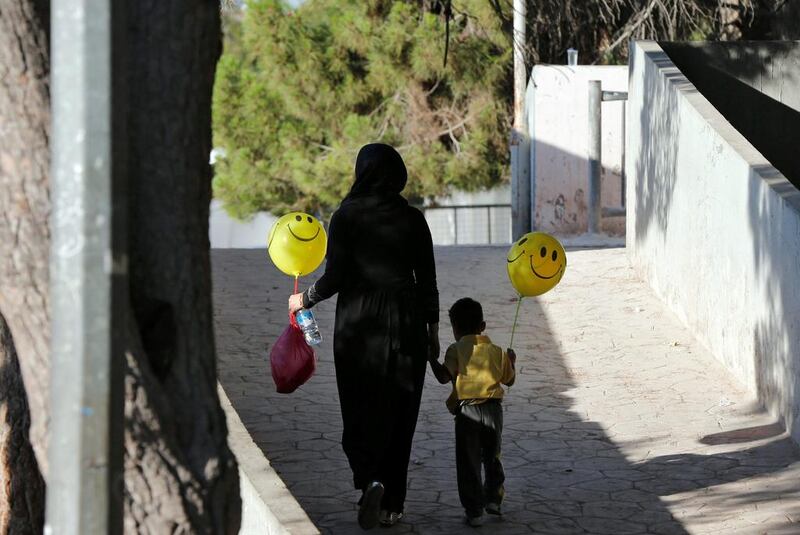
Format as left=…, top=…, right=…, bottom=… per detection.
left=421, top=204, right=512, bottom=246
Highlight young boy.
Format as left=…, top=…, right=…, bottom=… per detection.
left=429, top=297, right=516, bottom=527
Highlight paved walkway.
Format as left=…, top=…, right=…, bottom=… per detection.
left=212, top=247, right=800, bottom=534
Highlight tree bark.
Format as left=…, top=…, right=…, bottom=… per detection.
left=0, top=315, right=45, bottom=535
left=122, top=1, right=241, bottom=532
left=0, top=0, right=52, bottom=478
left=0, top=0, right=50, bottom=529
left=719, top=0, right=743, bottom=40
left=0, top=0, right=241, bottom=532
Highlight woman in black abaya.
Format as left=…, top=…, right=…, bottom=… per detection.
left=288, top=143, right=439, bottom=530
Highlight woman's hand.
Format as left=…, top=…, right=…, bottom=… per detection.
left=427, top=322, right=440, bottom=362
left=507, top=348, right=517, bottom=368
left=288, top=293, right=304, bottom=314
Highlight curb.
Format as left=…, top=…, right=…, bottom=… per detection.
left=219, top=385, right=321, bottom=535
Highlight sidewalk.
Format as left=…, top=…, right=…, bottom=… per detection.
left=212, top=246, right=800, bottom=534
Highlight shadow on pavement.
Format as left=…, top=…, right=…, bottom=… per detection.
left=212, top=247, right=799, bottom=534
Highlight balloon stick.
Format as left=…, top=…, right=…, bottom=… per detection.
left=293, top=275, right=299, bottom=295
left=509, top=295, right=523, bottom=348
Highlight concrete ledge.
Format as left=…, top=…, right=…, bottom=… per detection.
left=559, top=234, right=625, bottom=249
left=219, top=385, right=320, bottom=535
left=627, top=41, right=800, bottom=444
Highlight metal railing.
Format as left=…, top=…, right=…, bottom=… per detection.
left=420, top=203, right=512, bottom=245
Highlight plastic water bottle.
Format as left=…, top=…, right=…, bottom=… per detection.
left=295, top=309, right=322, bottom=346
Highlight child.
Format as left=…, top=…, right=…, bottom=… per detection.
left=429, top=297, right=516, bottom=527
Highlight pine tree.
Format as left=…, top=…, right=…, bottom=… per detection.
left=213, top=0, right=785, bottom=219
left=213, top=0, right=512, bottom=218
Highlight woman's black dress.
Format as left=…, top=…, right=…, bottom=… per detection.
left=303, top=144, right=439, bottom=513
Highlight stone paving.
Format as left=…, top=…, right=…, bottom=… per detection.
left=212, top=246, right=800, bottom=535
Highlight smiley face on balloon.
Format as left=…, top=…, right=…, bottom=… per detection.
left=268, top=212, right=328, bottom=277
left=506, top=232, right=566, bottom=297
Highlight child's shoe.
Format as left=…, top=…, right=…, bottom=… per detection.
left=379, top=510, right=403, bottom=526
left=485, top=502, right=502, bottom=515
left=466, top=513, right=484, bottom=527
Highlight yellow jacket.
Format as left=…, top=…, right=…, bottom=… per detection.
left=443, top=334, right=515, bottom=413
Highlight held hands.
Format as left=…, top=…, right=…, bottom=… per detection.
left=427, top=322, right=440, bottom=363
left=288, top=293, right=304, bottom=314
left=427, top=323, right=451, bottom=384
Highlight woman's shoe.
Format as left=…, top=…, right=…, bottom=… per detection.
left=379, top=510, right=404, bottom=526
left=358, top=481, right=384, bottom=530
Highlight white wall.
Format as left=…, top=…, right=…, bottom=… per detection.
left=210, top=200, right=277, bottom=249
left=528, top=65, right=628, bottom=234
left=627, top=41, right=800, bottom=443
left=211, top=189, right=512, bottom=249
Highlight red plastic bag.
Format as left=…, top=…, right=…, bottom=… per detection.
left=270, top=314, right=316, bottom=393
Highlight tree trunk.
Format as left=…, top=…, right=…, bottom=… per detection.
left=122, top=1, right=241, bottom=532
left=0, top=0, right=241, bottom=532
left=0, top=0, right=51, bottom=530
left=0, top=315, right=45, bottom=534
left=0, top=0, right=52, bottom=480
left=719, top=0, right=743, bottom=40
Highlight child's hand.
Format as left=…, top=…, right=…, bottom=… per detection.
left=429, top=358, right=452, bottom=384
left=507, top=348, right=517, bottom=367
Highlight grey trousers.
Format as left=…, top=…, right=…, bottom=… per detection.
left=455, top=399, right=505, bottom=517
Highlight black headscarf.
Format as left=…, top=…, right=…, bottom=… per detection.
left=346, top=143, right=408, bottom=200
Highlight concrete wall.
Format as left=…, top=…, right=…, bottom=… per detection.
left=661, top=41, right=800, bottom=190
left=627, top=41, right=800, bottom=443
left=527, top=65, right=627, bottom=234
left=660, top=41, right=800, bottom=112
left=210, top=200, right=278, bottom=249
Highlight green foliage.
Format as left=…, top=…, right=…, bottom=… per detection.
left=213, top=0, right=511, bottom=218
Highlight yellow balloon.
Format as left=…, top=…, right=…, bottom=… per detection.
left=506, top=232, right=567, bottom=297
left=267, top=212, right=328, bottom=277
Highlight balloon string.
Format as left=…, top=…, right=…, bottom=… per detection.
left=509, top=296, right=523, bottom=348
